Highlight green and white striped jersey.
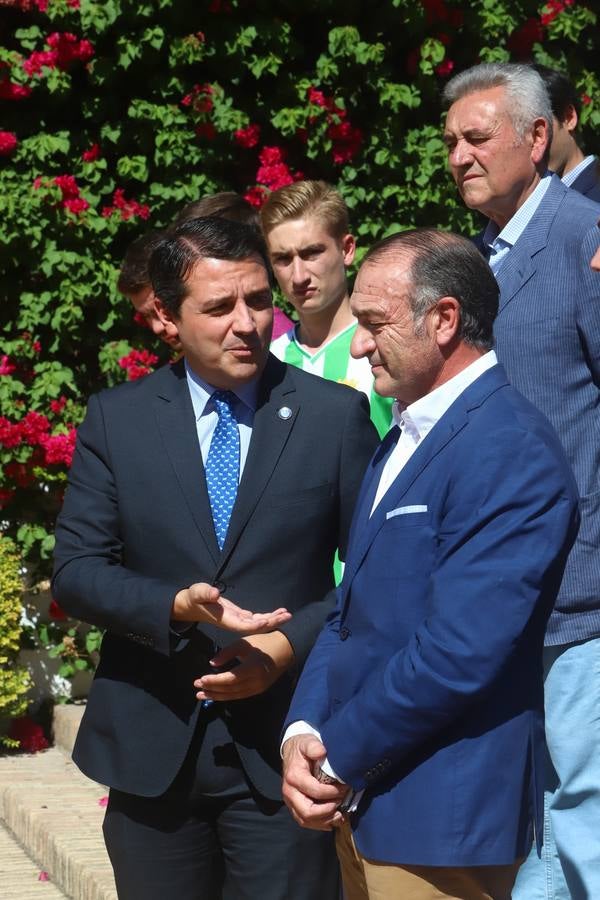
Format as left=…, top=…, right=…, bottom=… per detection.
left=270, top=322, right=393, bottom=438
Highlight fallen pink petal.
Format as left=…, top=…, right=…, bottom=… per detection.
left=38, top=871, right=49, bottom=882
left=98, top=795, right=109, bottom=807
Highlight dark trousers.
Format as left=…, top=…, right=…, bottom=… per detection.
left=102, top=712, right=339, bottom=900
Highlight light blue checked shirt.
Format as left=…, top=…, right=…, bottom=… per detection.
left=483, top=173, right=553, bottom=274
left=562, top=154, right=597, bottom=188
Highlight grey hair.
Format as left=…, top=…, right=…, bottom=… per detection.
left=442, top=63, right=553, bottom=145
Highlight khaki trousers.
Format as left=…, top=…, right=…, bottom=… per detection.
left=336, top=822, right=522, bottom=900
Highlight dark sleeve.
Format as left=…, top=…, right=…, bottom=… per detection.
left=51, top=393, right=184, bottom=658
left=276, top=389, right=379, bottom=665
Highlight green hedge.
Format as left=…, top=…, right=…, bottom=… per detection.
left=0, top=0, right=597, bottom=679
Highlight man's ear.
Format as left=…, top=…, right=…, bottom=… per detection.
left=432, top=296, right=461, bottom=348
left=341, top=233, right=356, bottom=267
left=561, top=103, right=579, bottom=135
left=531, top=116, right=550, bottom=166
left=153, top=297, right=177, bottom=328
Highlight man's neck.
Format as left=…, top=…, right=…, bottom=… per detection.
left=486, top=171, right=542, bottom=231
left=296, top=296, right=355, bottom=351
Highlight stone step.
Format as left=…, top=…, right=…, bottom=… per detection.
left=0, top=746, right=117, bottom=900
left=52, top=703, right=85, bottom=757
left=0, top=822, right=69, bottom=899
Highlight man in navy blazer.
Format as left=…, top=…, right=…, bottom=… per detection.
left=282, top=230, right=579, bottom=900
left=52, top=218, right=379, bottom=899
left=443, top=62, right=600, bottom=900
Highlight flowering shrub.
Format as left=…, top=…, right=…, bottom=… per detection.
left=0, top=0, right=597, bottom=691
left=0, top=537, right=32, bottom=745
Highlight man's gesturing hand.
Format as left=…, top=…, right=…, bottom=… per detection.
left=194, top=630, right=295, bottom=701
left=282, top=734, right=347, bottom=831
left=172, top=582, right=291, bottom=633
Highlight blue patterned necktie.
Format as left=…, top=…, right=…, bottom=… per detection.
left=205, top=390, right=240, bottom=550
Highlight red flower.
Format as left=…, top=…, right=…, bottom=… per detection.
left=328, top=122, right=363, bottom=165
left=5, top=461, right=35, bottom=487
left=9, top=716, right=49, bottom=753
left=581, top=94, right=592, bottom=106
left=181, top=83, right=213, bottom=112
left=46, top=32, right=94, bottom=69
left=0, top=488, right=15, bottom=508
left=54, top=174, right=80, bottom=199
left=67, top=0, right=81, bottom=7
left=234, top=124, right=261, bottom=148
left=0, top=131, right=18, bottom=155
left=118, top=349, right=159, bottom=380
left=0, top=79, right=32, bottom=100
left=307, top=86, right=328, bottom=107
left=0, top=355, right=16, bottom=375
left=33, top=0, right=49, bottom=10
left=50, top=395, right=67, bottom=414
left=21, top=410, right=50, bottom=445
left=133, top=311, right=151, bottom=328
left=32, top=340, right=41, bottom=353
left=0, top=417, right=22, bottom=449
left=41, top=428, right=77, bottom=466
left=196, top=123, right=216, bottom=140
left=435, top=59, right=455, bottom=77
left=507, top=18, right=545, bottom=57
left=63, top=197, right=90, bottom=215
left=541, top=0, right=565, bottom=25
left=82, top=143, right=101, bottom=162
left=244, top=186, right=269, bottom=208
left=49, top=598, right=68, bottom=620
left=103, top=188, right=150, bottom=221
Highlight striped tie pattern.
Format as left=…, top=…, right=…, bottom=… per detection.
left=205, top=390, right=240, bottom=550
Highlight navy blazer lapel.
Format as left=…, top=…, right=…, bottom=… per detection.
left=493, top=176, right=567, bottom=315
left=154, top=361, right=220, bottom=564
left=341, top=366, right=509, bottom=607
left=217, top=356, right=298, bottom=568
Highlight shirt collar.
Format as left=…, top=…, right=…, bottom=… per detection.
left=562, top=154, right=597, bottom=188
left=483, top=173, right=553, bottom=252
left=393, top=351, right=498, bottom=442
left=184, top=360, right=259, bottom=420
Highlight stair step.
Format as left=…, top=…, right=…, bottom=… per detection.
left=0, top=748, right=117, bottom=900
left=0, top=822, right=69, bottom=899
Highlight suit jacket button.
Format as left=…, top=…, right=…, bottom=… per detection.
left=339, top=626, right=351, bottom=641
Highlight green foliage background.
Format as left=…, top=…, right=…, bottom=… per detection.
left=0, top=0, right=598, bottom=689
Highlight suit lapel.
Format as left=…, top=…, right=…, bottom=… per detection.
left=340, top=366, right=509, bottom=608
left=493, top=176, right=567, bottom=315
left=216, top=356, right=298, bottom=570
left=154, top=361, right=220, bottom=565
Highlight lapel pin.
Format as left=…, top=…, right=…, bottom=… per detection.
left=277, top=406, right=293, bottom=420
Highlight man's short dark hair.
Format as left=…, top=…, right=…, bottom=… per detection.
left=364, top=229, right=499, bottom=351
left=172, top=192, right=259, bottom=229
left=117, top=230, right=166, bottom=294
left=149, top=217, right=273, bottom=318
left=532, top=64, right=581, bottom=124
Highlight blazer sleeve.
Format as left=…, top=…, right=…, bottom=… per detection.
left=275, top=389, right=379, bottom=665
left=51, top=393, right=185, bottom=658
left=318, top=425, right=579, bottom=790
left=575, top=225, right=600, bottom=382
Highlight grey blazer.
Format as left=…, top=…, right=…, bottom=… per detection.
left=483, top=175, right=600, bottom=645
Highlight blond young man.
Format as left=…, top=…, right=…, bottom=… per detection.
left=261, top=180, right=392, bottom=438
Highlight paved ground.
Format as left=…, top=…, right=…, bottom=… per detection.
left=0, top=706, right=117, bottom=900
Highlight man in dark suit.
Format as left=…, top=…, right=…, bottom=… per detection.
left=281, top=229, right=579, bottom=900
left=443, top=62, right=600, bottom=900
left=533, top=64, right=600, bottom=203
left=52, top=218, right=379, bottom=900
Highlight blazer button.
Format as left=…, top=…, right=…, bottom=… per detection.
left=213, top=579, right=226, bottom=592
left=339, top=626, right=351, bottom=641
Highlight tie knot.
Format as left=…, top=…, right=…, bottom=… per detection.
left=212, top=390, right=237, bottom=415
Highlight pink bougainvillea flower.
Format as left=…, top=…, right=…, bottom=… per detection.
left=23, top=50, right=58, bottom=77
left=0, top=131, right=18, bottom=156
left=0, top=355, right=16, bottom=375
left=0, top=417, right=23, bottom=449
left=49, top=598, right=68, bottom=621
left=9, top=716, right=49, bottom=753
left=435, top=59, right=455, bottom=76
left=244, top=186, right=269, bottom=208
left=46, top=32, right=94, bottom=70
left=82, top=142, right=101, bottom=161
left=20, top=410, right=51, bottom=445
left=103, top=188, right=150, bottom=221
left=234, top=124, right=260, bottom=148
left=328, top=121, right=363, bottom=165
left=50, top=395, right=68, bottom=414
left=0, top=78, right=32, bottom=100
left=196, top=122, right=216, bottom=140
left=63, top=197, right=90, bottom=215
left=54, top=174, right=80, bottom=199
left=581, top=94, right=591, bottom=105
left=41, top=428, right=77, bottom=466
left=118, top=348, right=159, bottom=380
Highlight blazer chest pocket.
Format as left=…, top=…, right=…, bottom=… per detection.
left=264, top=482, right=333, bottom=509
left=384, top=507, right=432, bottom=527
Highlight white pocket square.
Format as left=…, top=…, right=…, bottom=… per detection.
left=386, top=504, right=428, bottom=519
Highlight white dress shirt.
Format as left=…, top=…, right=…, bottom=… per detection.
left=562, top=154, right=597, bottom=188
left=282, top=351, right=499, bottom=794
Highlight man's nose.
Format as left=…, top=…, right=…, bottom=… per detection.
left=350, top=324, right=373, bottom=359
left=232, top=301, right=256, bottom=333
left=449, top=140, right=473, bottom=168
left=291, top=257, right=309, bottom=285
